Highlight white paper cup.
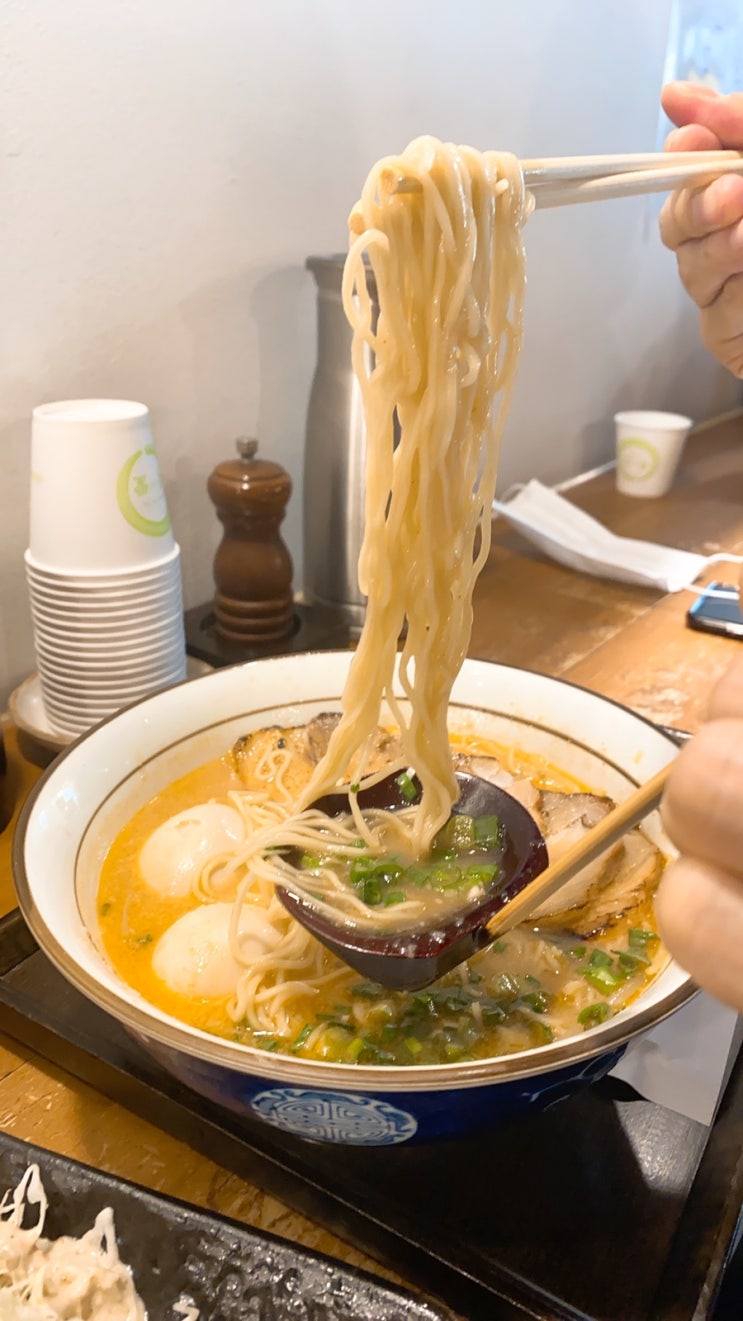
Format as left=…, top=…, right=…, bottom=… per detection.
left=25, top=544, right=181, bottom=584
left=29, top=400, right=175, bottom=570
left=614, top=411, right=692, bottom=498
left=31, top=616, right=184, bottom=645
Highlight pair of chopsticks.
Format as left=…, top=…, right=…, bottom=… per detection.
left=523, top=150, right=743, bottom=208
left=392, top=151, right=743, bottom=208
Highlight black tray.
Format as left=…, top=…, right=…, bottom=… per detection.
left=1, top=907, right=742, bottom=1321
left=0, top=1130, right=451, bottom=1321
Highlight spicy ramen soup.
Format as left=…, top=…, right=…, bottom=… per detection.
left=97, top=715, right=668, bottom=1068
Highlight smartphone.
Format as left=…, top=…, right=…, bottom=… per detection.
left=686, top=582, right=743, bottom=640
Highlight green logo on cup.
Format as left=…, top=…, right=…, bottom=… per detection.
left=617, top=437, right=659, bottom=483
left=116, top=445, right=171, bottom=537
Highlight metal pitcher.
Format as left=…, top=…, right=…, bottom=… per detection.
left=303, top=254, right=377, bottom=630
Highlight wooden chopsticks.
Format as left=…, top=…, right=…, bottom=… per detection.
left=390, top=151, right=743, bottom=207
left=523, top=150, right=743, bottom=209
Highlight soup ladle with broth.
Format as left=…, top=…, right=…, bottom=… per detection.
left=276, top=766, right=670, bottom=992
left=276, top=769, right=546, bottom=991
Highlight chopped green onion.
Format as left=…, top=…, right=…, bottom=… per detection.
left=473, top=814, right=504, bottom=848
left=395, top=770, right=418, bottom=803
left=578, top=1003, right=611, bottom=1028
left=99, top=901, right=112, bottom=917
left=357, top=1039, right=396, bottom=1065
left=350, top=782, right=360, bottom=794
left=491, top=972, right=521, bottom=1001
left=629, top=928, right=659, bottom=949
left=254, top=1034, right=281, bottom=1052
left=405, top=1036, right=423, bottom=1055
left=300, top=852, right=323, bottom=870
left=521, top=991, right=551, bottom=1014
left=292, top=1024, right=313, bottom=1051
left=361, top=877, right=383, bottom=905
left=406, top=865, right=430, bottom=887
left=351, top=981, right=383, bottom=999
left=431, top=863, right=464, bottom=890
left=316, top=1016, right=354, bottom=1033
left=524, top=973, right=541, bottom=986
left=377, top=859, right=404, bottom=883
left=481, top=999, right=507, bottom=1025
left=349, top=857, right=375, bottom=886
left=492, top=940, right=508, bottom=954
left=465, top=863, right=498, bottom=885
left=613, top=950, right=648, bottom=972
left=382, top=890, right=406, bottom=906
left=581, top=965, right=625, bottom=993
left=568, top=945, right=587, bottom=959
left=528, top=1020, right=554, bottom=1045
left=347, top=1037, right=365, bottom=1060
left=587, top=948, right=613, bottom=968
left=435, top=814, right=476, bottom=852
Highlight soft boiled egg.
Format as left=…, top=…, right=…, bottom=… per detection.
left=152, top=902, right=282, bottom=999
left=138, top=802, right=245, bottom=898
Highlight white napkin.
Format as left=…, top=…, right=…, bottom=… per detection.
left=492, top=479, right=742, bottom=593
left=609, top=993, right=741, bottom=1126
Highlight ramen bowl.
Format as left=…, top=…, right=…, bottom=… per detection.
left=13, top=653, right=694, bottom=1147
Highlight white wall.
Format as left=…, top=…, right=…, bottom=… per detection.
left=0, top=0, right=739, bottom=702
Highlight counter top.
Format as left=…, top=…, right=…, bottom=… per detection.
left=2, top=410, right=743, bottom=1318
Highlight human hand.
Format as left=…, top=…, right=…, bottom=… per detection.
left=658, top=82, right=743, bottom=377
left=655, top=648, right=743, bottom=1010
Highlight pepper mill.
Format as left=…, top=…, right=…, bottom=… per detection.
left=207, top=437, right=295, bottom=644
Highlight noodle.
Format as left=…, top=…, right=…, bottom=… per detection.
left=298, top=137, right=528, bottom=855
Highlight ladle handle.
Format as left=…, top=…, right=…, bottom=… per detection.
left=487, top=763, right=672, bottom=938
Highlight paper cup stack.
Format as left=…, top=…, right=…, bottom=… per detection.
left=26, top=399, right=187, bottom=738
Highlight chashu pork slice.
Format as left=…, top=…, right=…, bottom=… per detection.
left=532, top=790, right=665, bottom=934
left=232, top=713, right=405, bottom=796
left=453, top=754, right=540, bottom=814
left=557, top=830, right=665, bottom=937
left=531, top=791, right=619, bottom=920
left=303, top=712, right=404, bottom=777
left=232, top=724, right=315, bottom=797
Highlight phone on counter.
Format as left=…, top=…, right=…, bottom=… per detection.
left=686, top=582, right=743, bottom=640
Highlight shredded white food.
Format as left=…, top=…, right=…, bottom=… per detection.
left=0, top=1166, right=198, bottom=1321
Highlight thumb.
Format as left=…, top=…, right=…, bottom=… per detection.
left=663, top=82, right=743, bottom=149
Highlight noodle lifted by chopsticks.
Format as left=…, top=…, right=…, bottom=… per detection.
left=300, top=136, right=529, bottom=855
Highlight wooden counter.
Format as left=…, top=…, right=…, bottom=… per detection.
left=1, top=410, right=743, bottom=1314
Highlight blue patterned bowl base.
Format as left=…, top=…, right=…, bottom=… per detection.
left=136, top=1036, right=628, bottom=1146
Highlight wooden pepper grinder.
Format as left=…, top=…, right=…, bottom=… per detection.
left=207, top=437, right=295, bottom=644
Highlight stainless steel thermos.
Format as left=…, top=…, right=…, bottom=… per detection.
left=303, top=254, right=378, bottom=631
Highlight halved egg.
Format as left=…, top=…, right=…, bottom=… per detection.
left=138, top=803, right=245, bottom=898
left=152, top=902, right=282, bottom=998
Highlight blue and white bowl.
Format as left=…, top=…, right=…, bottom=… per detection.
left=13, top=653, right=694, bottom=1147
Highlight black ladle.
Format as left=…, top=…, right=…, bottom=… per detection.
left=276, top=770, right=548, bottom=992
left=276, top=764, right=670, bottom=991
